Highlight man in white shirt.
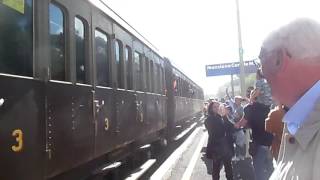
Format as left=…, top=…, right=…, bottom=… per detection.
left=259, top=18, right=320, bottom=180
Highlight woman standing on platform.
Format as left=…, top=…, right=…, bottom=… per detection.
left=205, top=101, right=234, bottom=180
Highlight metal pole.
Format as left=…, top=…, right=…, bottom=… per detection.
left=235, top=0, right=250, bottom=158
left=235, top=0, right=245, bottom=97
left=231, top=74, right=235, bottom=97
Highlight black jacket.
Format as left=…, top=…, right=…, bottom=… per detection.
left=205, top=114, right=234, bottom=159
left=243, top=102, right=273, bottom=146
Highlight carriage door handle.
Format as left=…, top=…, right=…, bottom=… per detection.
left=94, top=100, right=104, bottom=113
left=0, top=98, right=4, bottom=107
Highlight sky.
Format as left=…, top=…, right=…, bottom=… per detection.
left=103, top=0, right=320, bottom=95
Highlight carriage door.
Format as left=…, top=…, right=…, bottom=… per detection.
left=91, top=9, right=120, bottom=156
left=46, top=2, right=95, bottom=177
left=0, top=1, right=45, bottom=179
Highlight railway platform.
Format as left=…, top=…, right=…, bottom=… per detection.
left=151, top=126, right=227, bottom=180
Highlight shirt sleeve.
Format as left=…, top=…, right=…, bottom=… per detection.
left=255, top=80, right=263, bottom=90
left=256, top=80, right=267, bottom=95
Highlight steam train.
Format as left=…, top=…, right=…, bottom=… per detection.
left=0, top=0, right=204, bottom=179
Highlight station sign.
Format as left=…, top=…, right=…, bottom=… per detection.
left=205, top=60, right=257, bottom=77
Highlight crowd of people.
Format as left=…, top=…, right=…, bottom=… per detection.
left=203, top=18, right=320, bottom=180
left=204, top=68, right=281, bottom=180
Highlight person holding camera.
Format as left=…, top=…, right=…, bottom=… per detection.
left=205, top=101, right=234, bottom=180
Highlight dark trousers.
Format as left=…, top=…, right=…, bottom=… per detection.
left=212, top=157, right=233, bottom=180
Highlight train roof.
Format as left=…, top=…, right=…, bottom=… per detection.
left=171, top=63, right=202, bottom=90
left=89, top=0, right=202, bottom=92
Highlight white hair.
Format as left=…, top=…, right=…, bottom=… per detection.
left=262, top=18, right=320, bottom=60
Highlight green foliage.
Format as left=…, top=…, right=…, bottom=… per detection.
left=245, top=73, right=256, bottom=89
left=215, top=73, right=256, bottom=98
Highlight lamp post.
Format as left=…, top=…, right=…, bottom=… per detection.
left=235, top=0, right=251, bottom=158
left=235, top=0, right=246, bottom=97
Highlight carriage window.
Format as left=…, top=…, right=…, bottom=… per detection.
left=125, top=46, right=132, bottom=90
left=0, top=0, right=33, bottom=76
left=184, top=81, right=187, bottom=97
left=75, top=17, right=88, bottom=84
left=156, top=64, right=161, bottom=94
left=134, top=51, right=143, bottom=91
left=160, top=66, right=164, bottom=94
left=161, top=67, right=165, bottom=95
left=175, top=77, right=179, bottom=96
left=95, top=29, right=110, bottom=87
left=150, top=60, right=154, bottom=93
left=181, top=80, right=185, bottom=97
left=180, top=79, right=184, bottom=97
left=178, top=78, right=182, bottom=96
left=182, top=80, right=186, bottom=97
left=175, top=77, right=178, bottom=96
left=154, top=63, right=158, bottom=93
left=50, top=3, right=66, bottom=81
left=145, top=58, right=150, bottom=92
left=115, top=40, right=124, bottom=89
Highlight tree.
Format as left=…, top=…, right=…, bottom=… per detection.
left=215, top=73, right=256, bottom=98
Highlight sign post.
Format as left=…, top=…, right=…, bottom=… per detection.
left=235, top=0, right=245, bottom=97
left=231, top=74, right=235, bottom=97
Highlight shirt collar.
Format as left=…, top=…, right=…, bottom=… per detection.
left=283, top=80, right=320, bottom=135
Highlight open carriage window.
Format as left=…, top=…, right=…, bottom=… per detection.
left=50, top=3, right=66, bottom=81
left=95, top=29, right=110, bottom=87
left=75, top=16, right=89, bottom=84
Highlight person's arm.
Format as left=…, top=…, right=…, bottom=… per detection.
left=250, top=88, right=260, bottom=101
left=234, top=106, right=244, bottom=121
left=251, top=80, right=263, bottom=101
left=204, top=118, right=209, bottom=130
left=225, top=87, right=232, bottom=100
left=235, top=105, right=252, bottom=128
left=225, top=87, right=237, bottom=110
left=234, top=117, right=248, bottom=128
left=265, top=107, right=276, bottom=133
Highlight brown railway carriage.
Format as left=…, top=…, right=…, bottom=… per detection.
left=0, top=0, right=204, bottom=179
left=165, top=60, right=204, bottom=135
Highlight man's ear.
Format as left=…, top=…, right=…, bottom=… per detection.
left=275, top=49, right=283, bottom=66
left=274, top=49, right=289, bottom=71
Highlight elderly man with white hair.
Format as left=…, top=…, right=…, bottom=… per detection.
left=259, top=18, right=320, bottom=180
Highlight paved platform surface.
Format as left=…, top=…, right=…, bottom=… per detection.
left=165, top=126, right=227, bottom=180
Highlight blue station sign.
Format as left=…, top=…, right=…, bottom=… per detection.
left=206, top=60, right=257, bottom=77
